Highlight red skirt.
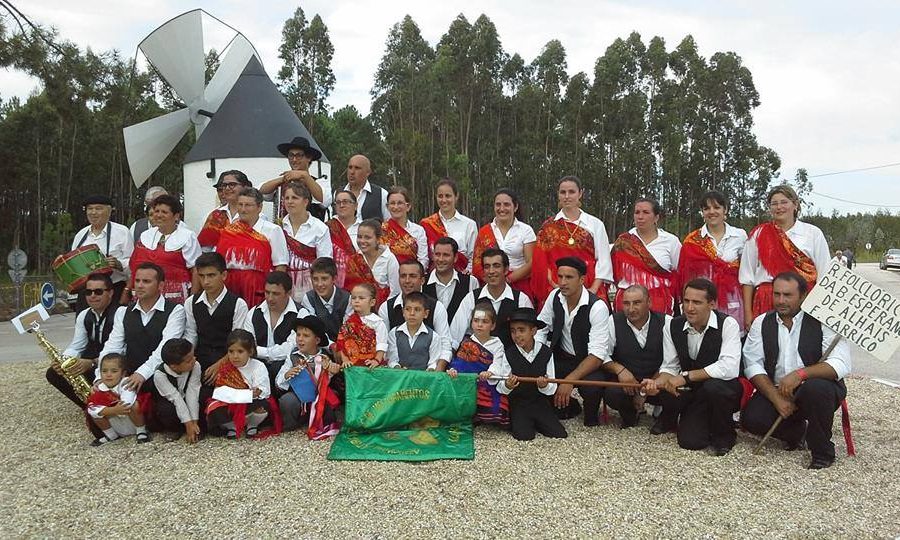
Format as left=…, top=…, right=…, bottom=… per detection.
left=226, top=269, right=267, bottom=308
left=615, top=285, right=675, bottom=315
left=751, top=282, right=774, bottom=320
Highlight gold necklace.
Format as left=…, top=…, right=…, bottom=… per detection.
left=562, top=219, right=577, bottom=245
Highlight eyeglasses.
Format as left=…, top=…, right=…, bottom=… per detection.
left=85, top=288, right=110, bottom=296
left=216, top=182, right=242, bottom=191
left=335, top=199, right=355, bottom=206
left=287, top=152, right=306, bottom=159
left=768, top=200, right=793, bottom=208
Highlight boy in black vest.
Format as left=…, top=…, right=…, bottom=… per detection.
left=97, top=262, right=186, bottom=392
left=183, top=253, right=248, bottom=372
left=602, top=285, right=670, bottom=428
left=490, top=308, right=567, bottom=441
left=386, top=292, right=442, bottom=370
left=299, top=257, right=351, bottom=342
left=642, top=278, right=743, bottom=455
left=424, top=237, right=477, bottom=323
left=536, top=257, right=611, bottom=424
left=741, top=272, right=852, bottom=469
left=153, top=338, right=204, bottom=442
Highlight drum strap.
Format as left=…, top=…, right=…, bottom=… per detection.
left=77, top=221, right=112, bottom=255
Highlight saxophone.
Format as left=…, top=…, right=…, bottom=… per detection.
left=30, top=321, right=93, bottom=403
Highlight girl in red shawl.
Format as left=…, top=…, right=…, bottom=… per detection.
left=611, top=198, right=682, bottom=315
left=382, top=185, right=429, bottom=268
left=281, top=182, right=332, bottom=303
left=327, top=190, right=361, bottom=289
left=343, top=219, right=400, bottom=308
left=678, top=190, right=748, bottom=330
left=739, top=185, right=831, bottom=331
left=129, top=194, right=200, bottom=304
left=420, top=178, right=477, bottom=273
left=531, top=176, right=613, bottom=308
left=472, top=189, right=536, bottom=301
left=197, top=170, right=252, bottom=250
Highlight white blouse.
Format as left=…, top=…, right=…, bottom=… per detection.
left=282, top=213, right=332, bottom=258
left=700, top=223, right=747, bottom=263
left=370, top=248, right=401, bottom=296
left=395, top=219, right=430, bottom=269
left=138, top=224, right=202, bottom=268
left=616, top=227, right=682, bottom=288
left=738, top=220, right=831, bottom=287
left=490, top=218, right=536, bottom=270
left=552, top=209, right=613, bottom=282
left=436, top=211, right=478, bottom=271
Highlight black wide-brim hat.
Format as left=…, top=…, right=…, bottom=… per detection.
left=294, top=315, right=330, bottom=345
left=277, top=136, right=322, bottom=161
left=506, top=307, right=547, bottom=329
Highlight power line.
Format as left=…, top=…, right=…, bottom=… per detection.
left=809, top=190, right=900, bottom=208
left=809, top=162, right=900, bottom=178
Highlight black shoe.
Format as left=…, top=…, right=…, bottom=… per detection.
left=649, top=418, right=674, bottom=435
left=711, top=446, right=732, bottom=457
left=90, top=437, right=113, bottom=447
left=136, top=432, right=152, bottom=444
left=784, top=437, right=807, bottom=451
left=807, top=456, right=835, bottom=470
left=620, top=411, right=639, bottom=429
left=583, top=415, right=600, bottom=427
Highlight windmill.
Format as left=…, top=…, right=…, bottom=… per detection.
left=123, top=9, right=330, bottom=231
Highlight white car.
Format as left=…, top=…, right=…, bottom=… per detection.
left=880, top=248, right=900, bottom=270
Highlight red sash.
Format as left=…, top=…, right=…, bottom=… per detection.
left=421, top=213, right=469, bottom=272
left=307, top=366, right=341, bottom=440
left=449, top=338, right=509, bottom=425
left=327, top=218, right=354, bottom=288
left=335, top=312, right=380, bottom=366
left=216, top=220, right=272, bottom=307
left=197, top=209, right=229, bottom=249
left=752, top=221, right=818, bottom=287
left=381, top=219, right=418, bottom=265
left=129, top=240, right=192, bottom=304
left=284, top=230, right=317, bottom=299
left=344, top=252, right=390, bottom=308
left=531, top=217, right=598, bottom=305
left=678, top=229, right=744, bottom=329
left=87, top=388, right=119, bottom=410
left=611, top=232, right=675, bottom=315
left=472, top=224, right=498, bottom=284
left=205, top=362, right=283, bottom=439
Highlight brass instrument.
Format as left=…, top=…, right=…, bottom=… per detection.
left=30, top=321, right=93, bottom=403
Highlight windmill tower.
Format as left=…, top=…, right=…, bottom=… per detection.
left=123, top=9, right=330, bottom=231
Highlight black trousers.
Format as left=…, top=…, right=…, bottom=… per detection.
left=742, top=379, right=846, bottom=461
left=658, top=378, right=742, bottom=450
left=152, top=386, right=213, bottom=434
left=605, top=386, right=663, bottom=424
left=553, top=349, right=606, bottom=421
left=510, top=395, right=567, bottom=441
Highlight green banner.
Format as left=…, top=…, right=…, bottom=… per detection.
left=328, top=367, right=477, bottom=461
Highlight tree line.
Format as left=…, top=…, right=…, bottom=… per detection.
left=0, top=7, right=896, bottom=275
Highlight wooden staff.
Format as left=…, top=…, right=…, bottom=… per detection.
left=752, top=334, right=843, bottom=455
left=485, top=375, right=642, bottom=389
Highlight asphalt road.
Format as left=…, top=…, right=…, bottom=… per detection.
left=4, top=263, right=899, bottom=383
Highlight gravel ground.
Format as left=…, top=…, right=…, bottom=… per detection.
left=2, top=360, right=899, bottom=539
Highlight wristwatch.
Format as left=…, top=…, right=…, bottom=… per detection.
left=680, top=370, right=691, bottom=384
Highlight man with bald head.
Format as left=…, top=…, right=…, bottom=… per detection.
left=343, top=154, right=389, bottom=221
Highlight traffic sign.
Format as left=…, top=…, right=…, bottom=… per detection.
left=40, top=282, right=56, bottom=310
left=8, top=268, right=26, bottom=285
left=866, top=243, right=873, bottom=250
left=7, top=248, right=27, bottom=270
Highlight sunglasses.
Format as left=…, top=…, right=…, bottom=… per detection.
left=216, top=182, right=242, bottom=191
left=85, top=288, right=110, bottom=296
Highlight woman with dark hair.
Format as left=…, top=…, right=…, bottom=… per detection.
left=420, top=178, right=477, bottom=272
left=472, top=188, right=536, bottom=300
left=197, top=170, right=255, bottom=250
left=129, top=194, right=200, bottom=304
left=281, top=182, right=332, bottom=301
left=739, top=184, right=830, bottom=330
left=610, top=198, right=682, bottom=314
left=326, top=189, right=360, bottom=288
left=531, top=176, right=613, bottom=306
left=344, top=219, right=400, bottom=307
left=677, top=190, right=748, bottom=329
left=381, top=185, right=429, bottom=268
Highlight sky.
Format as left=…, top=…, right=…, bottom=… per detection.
left=3, top=0, right=900, bottom=216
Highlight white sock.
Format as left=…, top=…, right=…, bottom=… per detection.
left=135, top=425, right=148, bottom=435
left=246, top=411, right=267, bottom=428
left=102, top=428, right=119, bottom=441
left=223, top=421, right=236, bottom=431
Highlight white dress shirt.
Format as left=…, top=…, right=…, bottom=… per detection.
left=490, top=218, right=536, bottom=271
left=282, top=213, right=332, bottom=258
left=237, top=358, right=271, bottom=399
left=369, top=248, right=402, bottom=296
left=604, top=313, right=672, bottom=364
left=138, top=223, right=202, bottom=268
left=660, top=313, right=741, bottom=380
left=378, top=293, right=452, bottom=362
left=359, top=313, right=390, bottom=352
left=743, top=311, right=851, bottom=383
left=467, top=334, right=507, bottom=377
left=552, top=210, right=613, bottom=282
left=617, top=227, right=682, bottom=289
left=153, top=362, right=202, bottom=423
left=247, top=218, right=290, bottom=267
left=494, top=343, right=557, bottom=395
left=433, top=211, right=477, bottom=272
left=63, top=306, right=125, bottom=358
left=739, top=220, right=832, bottom=286
left=183, top=287, right=249, bottom=347
left=72, top=221, right=134, bottom=283
left=344, top=180, right=390, bottom=221
left=386, top=322, right=442, bottom=370
left=449, top=284, right=534, bottom=348
left=427, top=270, right=478, bottom=309
left=700, top=223, right=747, bottom=263
left=242, top=299, right=311, bottom=363
left=535, top=288, right=610, bottom=361
left=97, top=295, right=186, bottom=381
left=215, top=204, right=241, bottom=223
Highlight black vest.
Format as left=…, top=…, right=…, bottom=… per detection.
left=359, top=182, right=386, bottom=221
left=81, top=304, right=118, bottom=360
left=505, top=344, right=553, bottom=401
left=122, top=299, right=177, bottom=374
left=251, top=307, right=297, bottom=347
left=132, top=217, right=150, bottom=244
left=670, top=311, right=728, bottom=371
left=305, top=288, right=350, bottom=341
left=386, top=293, right=439, bottom=331
left=423, top=273, right=472, bottom=322
left=549, top=290, right=601, bottom=361
left=191, top=291, right=239, bottom=369
left=611, top=311, right=665, bottom=379
left=761, top=311, right=823, bottom=379
left=155, top=363, right=194, bottom=394
left=471, top=286, right=520, bottom=347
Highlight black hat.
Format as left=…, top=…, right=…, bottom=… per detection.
left=294, top=315, right=329, bottom=345
left=83, top=194, right=113, bottom=207
left=556, top=256, right=587, bottom=276
left=506, top=307, right=546, bottom=329
left=277, top=136, right=322, bottom=161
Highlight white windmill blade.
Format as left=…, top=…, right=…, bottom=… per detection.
left=195, top=34, right=258, bottom=137
left=123, top=108, right=192, bottom=187
left=139, top=9, right=206, bottom=106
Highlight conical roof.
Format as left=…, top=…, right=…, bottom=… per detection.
left=184, top=56, right=328, bottom=163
